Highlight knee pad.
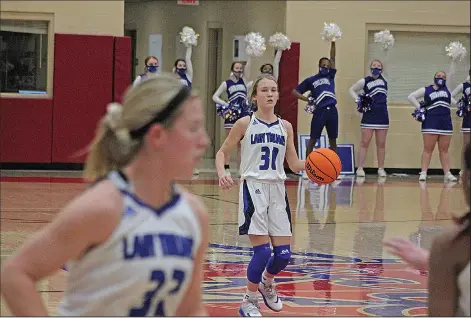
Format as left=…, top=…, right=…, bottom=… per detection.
left=266, top=245, right=291, bottom=275
left=247, top=243, right=272, bottom=284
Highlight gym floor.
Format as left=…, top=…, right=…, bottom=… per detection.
left=1, top=170, right=466, bottom=316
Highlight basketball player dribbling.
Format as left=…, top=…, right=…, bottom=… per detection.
left=1, top=74, right=210, bottom=316
left=215, top=74, right=305, bottom=317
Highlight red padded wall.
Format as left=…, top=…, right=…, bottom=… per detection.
left=52, top=34, right=114, bottom=163
left=0, top=98, right=53, bottom=162
left=277, top=42, right=300, bottom=168
left=113, top=36, right=132, bottom=103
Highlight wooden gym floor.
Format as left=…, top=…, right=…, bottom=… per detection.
left=0, top=170, right=467, bottom=316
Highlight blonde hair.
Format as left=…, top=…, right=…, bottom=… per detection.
left=370, top=59, right=383, bottom=68
left=83, top=73, right=192, bottom=180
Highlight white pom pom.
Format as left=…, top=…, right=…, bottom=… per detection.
left=446, top=41, right=467, bottom=62
left=245, top=32, right=266, bottom=57
left=179, top=26, right=199, bottom=47
left=374, top=30, right=395, bottom=51
left=268, top=32, right=291, bottom=51
left=320, top=22, right=342, bottom=42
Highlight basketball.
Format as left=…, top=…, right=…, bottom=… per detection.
left=305, top=148, right=342, bottom=184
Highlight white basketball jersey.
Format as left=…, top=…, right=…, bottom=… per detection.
left=56, top=171, right=201, bottom=316
left=240, top=115, right=287, bottom=182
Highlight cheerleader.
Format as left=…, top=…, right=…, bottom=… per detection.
left=132, top=56, right=159, bottom=87
left=408, top=71, right=458, bottom=182
left=263, top=49, right=282, bottom=78
left=349, top=60, right=388, bottom=178
left=212, top=59, right=252, bottom=175
left=451, top=69, right=471, bottom=176
left=173, top=46, right=193, bottom=88
left=246, top=50, right=283, bottom=114
left=259, top=50, right=282, bottom=79
left=174, top=47, right=198, bottom=175
left=292, top=42, right=338, bottom=157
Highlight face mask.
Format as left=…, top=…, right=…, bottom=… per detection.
left=233, top=71, right=243, bottom=78
left=371, top=68, right=382, bottom=76
left=147, top=65, right=158, bottom=73
left=319, top=67, right=330, bottom=75
left=262, top=71, right=273, bottom=75
left=176, top=68, right=186, bottom=76
left=434, top=77, right=446, bottom=87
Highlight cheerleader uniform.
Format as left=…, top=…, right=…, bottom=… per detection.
left=178, top=74, right=191, bottom=88
left=132, top=73, right=148, bottom=87
left=421, top=85, right=453, bottom=135
left=461, top=82, right=470, bottom=133
left=295, top=69, right=338, bottom=140
left=224, top=78, right=250, bottom=129
left=360, top=76, right=389, bottom=129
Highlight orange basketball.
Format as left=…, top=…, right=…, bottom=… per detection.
left=305, top=148, right=342, bottom=184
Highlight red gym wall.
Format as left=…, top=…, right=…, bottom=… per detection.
left=277, top=42, right=300, bottom=168
left=0, top=34, right=131, bottom=164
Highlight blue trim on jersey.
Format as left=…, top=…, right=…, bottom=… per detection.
left=256, top=117, right=280, bottom=128
left=119, top=189, right=181, bottom=217
left=239, top=180, right=255, bottom=235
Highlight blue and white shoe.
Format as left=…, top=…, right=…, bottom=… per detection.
left=258, top=279, right=282, bottom=312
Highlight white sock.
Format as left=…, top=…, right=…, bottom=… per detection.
left=244, top=289, right=258, bottom=300
left=262, top=273, right=274, bottom=285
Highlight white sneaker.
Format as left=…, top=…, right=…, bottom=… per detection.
left=225, top=169, right=232, bottom=177
left=332, top=180, right=342, bottom=188
left=239, top=296, right=262, bottom=317
left=193, top=168, right=199, bottom=175
left=356, top=167, right=365, bottom=177
left=444, top=172, right=457, bottom=182
left=419, top=172, right=427, bottom=181
left=258, top=279, right=282, bottom=312
left=378, top=168, right=387, bottom=177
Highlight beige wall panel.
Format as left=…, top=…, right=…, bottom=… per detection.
left=125, top=0, right=286, bottom=147
left=287, top=1, right=470, bottom=169
left=1, top=1, right=124, bottom=36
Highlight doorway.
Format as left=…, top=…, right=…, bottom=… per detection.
left=205, top=24, right=223, bottom=159
left=124, top=29, right=137, bottom=83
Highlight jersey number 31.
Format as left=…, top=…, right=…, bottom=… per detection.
left=260, top=146, right=279, bottom=170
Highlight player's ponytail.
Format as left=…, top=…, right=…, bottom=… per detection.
left=83, top=103, right=142, bottom=181
left=84, top=73, right=191, bottom=181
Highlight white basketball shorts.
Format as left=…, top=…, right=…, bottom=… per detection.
left=238, top=179, right=292, bottom=236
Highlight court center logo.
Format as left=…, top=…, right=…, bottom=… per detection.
left=203, top=243, right=427, bottom=317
